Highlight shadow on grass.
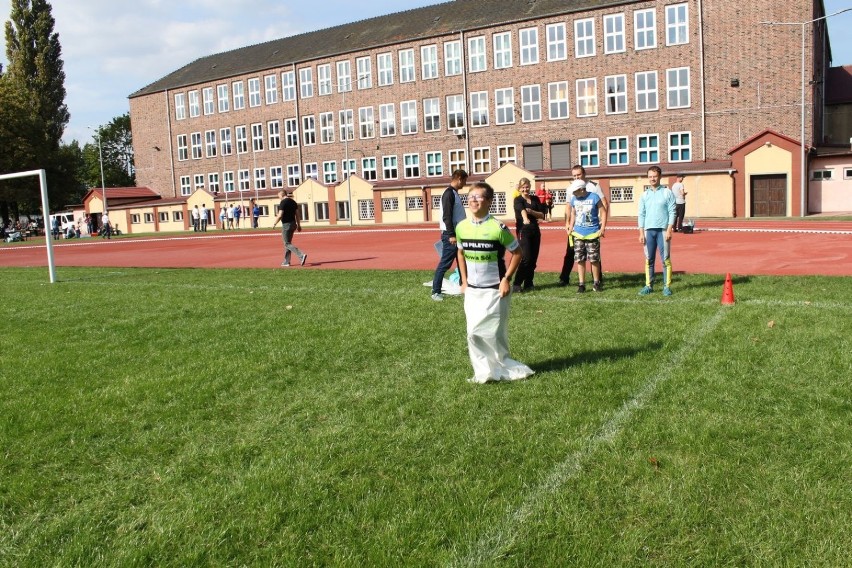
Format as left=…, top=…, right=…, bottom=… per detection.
left=309, top=257, right=378, bottom=266
left=530, top=341, right=663, bottom=373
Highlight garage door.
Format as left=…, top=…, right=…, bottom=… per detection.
left=751, top=174, right=787, bottom=217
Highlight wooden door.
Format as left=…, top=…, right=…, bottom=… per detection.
left=751, top=175, right=787, bottom=217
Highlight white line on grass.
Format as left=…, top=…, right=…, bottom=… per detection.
left=447, top=308, right=729, bottom=568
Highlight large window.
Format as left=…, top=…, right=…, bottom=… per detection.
left=444, top=40, right=461, bottom=75
left=361, top=157, right=377, bottom=181
left=667, top=67, right=691, bottom=108
left=666, top=3, right=689, bottom=46
left=287, top=164, right=301, bottom=187
left=382, top=155, right=398, bottom=179
left=380, top=103, right=396, bottom=136
left=174, top=93, right=186, bottom=120
left=574, top=18, right=595, bottom=57
left=578, top=138, right=599, bottom=167
left=605, top=75, right=627, bottom=114
left=497, top=145, right=517, bottom=166
left=254, top=167, right=266, bottom=190
left=337, top=60, right=352, bottom=92
left=323, top=161, right=338, bottom=184
left=318, top=64, right=332, bottom=96
left=320, top=112, right=334, bottom=144
left=302, top=115, right=316, bottom=146
left=635, top=71, right=659, bottom=112
left=217, top=85, right=229, bottom=113
left=359, top=106, right=375, bottom=139
left=519, top=27, right=539, bottom=65
left=403, top=153, right=420, bottom=178
left=223, top=171, right=234, bottom=193
left=468, top=36, right=486, bottom=72
left=426, top=151, right=443, bottom=176
left=377, top=52, right=393, bottom=86
left=493, top=32, right=512, bottom=69
left=400, top=100, right=418, bottom=135
left=669, top=131, right=691, bottom=162
left=339, top=109, right=354, bottom=142
left=315, top=202, right=330, bottom=222
left=337, top=201, right=351, bottom=221
left=447, top=95, right=464, bottom=129
left=495, top=88, right=515, bottom=125
left=248, top=78, right=261, bottom=107
left=191, top=132, right=202, bottom=159
left=203, top=87, right=215, bottom=115
left=421, top=45, right=438, bottom=79
left=304, top=162, right=318, bottom=181
left=424, top=98, right=440, bottom=132
left=470, top=91, right=489, bottom=127
left=548, top=81, right=569, bottom=119
left=238, top=169, right=250, bottom=191
left=188, top=90, right=200, bottom=117
left=637, top=134, right=660, bottom=164
left=521, top=85, right=541, bottom=122
left=576, top=78, right=598, bottom=117
left=180, top=176, right=191, bottom=196
left=607, top=136, right=629, bottom=165
left=282, top=71, right=296, bottom=101
left=264, top=74, right=278, bottom=104
left=177, top=135, right=188, bottom=161
left=472, top=147, right=491, bottom=175
left=546, top=23, right=567, bottom=61
left=268, top=120, right=280, bottom=150
left=299, top=68, right=313, bottom=98
left=357, top=56, right=372, bottom=89
left=449, top=149, right=467, bottom=172
left=382, top=197, right=399, bottom=212
left=220, top=128, right=232, bottom=155
left=232, top=81, right=245, bottom=110
left=205, top=130, right=217, bottom=158
left=635, top=9, right=657, bottom=50
left=284, top=118, right=298, bottom=148
left=251, top=123, right=264, bottom=152
left=358, top=199, right=375, bottom=220
left=235, top=126, right=247, bottom=154
left=399, top=49, right=415, bottom=83
left=604, top=13, right=625, bottom=53
left=270, top=166, right=283, bottom=189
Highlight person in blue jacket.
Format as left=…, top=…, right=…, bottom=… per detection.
left=637, top=166, right=676, bottom=296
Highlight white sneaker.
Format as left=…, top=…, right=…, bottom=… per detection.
left=281, top=262, right=291, bottom=267
left=431, top=293, right=443, bottom=301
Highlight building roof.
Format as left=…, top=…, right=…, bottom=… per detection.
left=85, top=187, right=161, bottom=200
left=130, top=0, right=619, bottom=97
left=826, top=66, right=852, bottom=105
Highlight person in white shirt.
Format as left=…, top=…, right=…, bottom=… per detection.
left=671, top=174, right=687, bottom=232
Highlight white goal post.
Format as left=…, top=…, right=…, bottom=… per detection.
left=0, top=169, right=56, bottom=283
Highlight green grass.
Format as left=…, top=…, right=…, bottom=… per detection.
left=0, top=267, right=849, bottom=567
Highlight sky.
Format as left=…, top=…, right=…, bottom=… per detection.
left=0, top=0, right=851, bottom=147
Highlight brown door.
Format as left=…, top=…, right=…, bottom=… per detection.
left=751, top=175, right=787, bottom=217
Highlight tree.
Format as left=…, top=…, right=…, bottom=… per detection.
left=83, top=114, right=135, bottom=188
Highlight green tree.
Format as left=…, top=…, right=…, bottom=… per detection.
left=84, top=114, right=135, bottom=188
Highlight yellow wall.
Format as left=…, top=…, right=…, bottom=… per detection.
left=744, top=145, right=793, bottom=217
left=155, top=206, right=187, bottom=232
left=293, top=179, right=331, bottom=227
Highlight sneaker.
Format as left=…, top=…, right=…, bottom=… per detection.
left=593, top=281, right=602, bottom=292
left=556, top=280, right=569, bottom=287
left=300, top=253, right=308, bottom=266
left=639, top=285, right=653, bottom=295
left=663, top=286, right=673, bottom=296
left=512, top=285, right=522, bottom=294
left=431, top=293, right=444, bottom=301
left=523, top=285, right=535, bottom=293
left=280, top=262, right=291, bottom=267
left=577, top=283, right=586, bottom=294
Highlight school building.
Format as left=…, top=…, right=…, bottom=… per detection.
left=102, top=0, right=849, bottom=233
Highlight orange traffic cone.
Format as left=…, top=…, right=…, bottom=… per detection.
left=721, top=273, right=735, bottom=305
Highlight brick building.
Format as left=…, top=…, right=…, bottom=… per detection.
left=120, top=0, right=842, bottom=233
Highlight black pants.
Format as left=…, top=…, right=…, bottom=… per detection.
left=514, top=226, right=540, bottom=290
left=675, top=203, right=686, bottom=231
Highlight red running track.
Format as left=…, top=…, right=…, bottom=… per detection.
left=2, top=220, right=851, bottom=277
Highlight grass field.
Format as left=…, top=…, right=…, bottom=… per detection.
left=1, top=267, right=849, bottom=567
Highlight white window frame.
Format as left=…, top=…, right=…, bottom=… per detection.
left=426, top=151, right=443, bottom=177
left=323, top=160, right=338, bottom=184
left=270, top=166, right=284, bottom=189
left=320, top=112, right=334, bottom=144
left=268, top=120, right=281, bottom=150
left=635, top=9, right=657, bottom=50
left=188, top=90, right=200, bottom=117
left=382, top=155, right=398, bottom=180
left=339, top=109, right=354, bottom=142
left=177, top=134, right=188, bottom=161
left=282, top=71, right=296, bottom=101
left=447, top=95, right=465, bottom=129
left=400, top=100, right=418, bottom=135
left=495, top=88, right=515, bottom=125
left=604, top=13, right=625, bottom=54
left=205, top=130, right=217, bottom=158
left=424, top=98, right=440, bottom=132
left=361, top=157, right=377, bottom=181
left=337, top=60, right=352, bottom=92
left=377, top=52, right=394, bottom=86
left=359, top=106, right=375, bottom=139
left=202, top=87, right=215, bottom=115
left=248, top=78, right=261, bottom=108
left=403, top=153, right=421, bottom=178
left=358, top=199, right=375, bottom=221
left=635, top=71, right=659, bottom=112
left=607, top=136, right=629, bottom=165
left=219, top=128, right=232, bottom=156
left=318, top=64, right=332, bottom=96
left=520, top=27, right=539, bottom=65
left=546, top=23, right=567, bottom=61
left=399, top=49, right=415, bottom=83
left=254, top=167, right=266, bottom=190
left=299, top=67, right=313, bottom=98
left=251, top=123, right=264, bottom=152
left=174, top=93, right=186, bottom=120
left=180, top=175, right=191, bottom=196
left=421, top=45, right=438, bottom=79
left=669, top=131, right=692, bottom=162
left=521, top=84, right=541, bottom=122
left=578, top=138, right=600, bottom=168
left=637, top=134, right=660, bottom=164
left=449, top=149, right=467, bottom=172
left=223, top=171, right=234, bottom=193
left=217, top=84, right=230, bottom=113
left=548, top=81, right=569, bottom=120
left=304, top=162, right=318, bottom=181
left=235, top=125, right=247, bottom=154
left=493, top=31, right=512, bottom=69
left=302, top=116, right=316, bottom=146
left=574, top=18, right=596, bottom=58
left=379, top=103, right=396, bottom=137
left=357, top=56, right=372, bottom=89
left=497, top=145, right=517, bottom=167
left=287, top=164, right=301, bottom=187
left=284, top=118, right=298, bottom=148
left=264, top=74, right=278, bottom=105
left=232, top=81, right=245, bottom=110
left=666, top=3, right=689, bottom=46
left=468, top=36, right=487, bottom=72
left=444, top=40, right=462, bottom=76
left=472, top=147, right=491, bottom=175
left=470, top=91, right=489, bottom=127
left=576, top=78, right=598, bottom=117
left=238, top=169, right=250, bottom=192
left=191, top=132, right=202, bottom=159
left=605, top=74, right=628, bottom=114
left=667, top=67, right=691, bottom=109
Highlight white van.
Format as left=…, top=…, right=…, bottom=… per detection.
left=49, top=212, right=75, bottom=233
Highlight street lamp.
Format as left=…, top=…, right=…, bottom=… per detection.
left=762, top=8, right=851, bottom=218
left=88, top=126, right=108, bottom=215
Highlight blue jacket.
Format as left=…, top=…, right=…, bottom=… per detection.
left=638, top=186, right=676, bottom=229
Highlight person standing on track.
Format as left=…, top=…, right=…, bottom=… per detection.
left=672, top=174, right=688, bottom=232
left=558, top=165, right=608, bottom=287
left=431, top=169, right=468, bottom=301
left=271, top=190, right=308, bottom=267
left=638, top=165, right=676, bottom=296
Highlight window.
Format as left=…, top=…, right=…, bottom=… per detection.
left=444, top=40, right=461, bottom=75
left=320, top=112, right=334, bottom=144
left=248, top=78, right=261, bottom=107
left=282, top=71, right=296, bottom=101
left=232, top=81, right=245, bottom=110
left=251, top=123, right=264, bottom=152
left=812, top=169, right=834, bottom=180
left=380, top=104, right=396, bottom=137
left=400, top=100, right=418, bottom=135
left=521, top=85, right=541, bottom=122
left=270, top=166, right=284, bottom=189
left=546, top=23, right=567, bottom=61
left=359, top=106, right=375, bottom=138
left=254, top=168, right=266, bottom=190
left=223, top=171, right=234, bottom=193
left=844, top=168, right=852, bottom=180
left=399, top=49, right=415, bottom=83
left=468, top=36, right=486, bottom=72
left=302, top=116, right=316, bottom=145
left=607, top=136, right=629, bottom=165
left=238, top=169, right=250, bottom=191
left=174, top=93, right=186, bottom=120
left=358, top=199, right=375, bottom=220
left=431, top=194, right=442, bottom=210
left=447, top=95, right=465, bottom=129
left=576, top=78, right=598, bottom=117
left=299, top=68, right=313, bottom=98
left=666, top=3, right=689, bottom=46
left=520, top=27, right=539, bottom=65
left=205, top=130, right=217, bottom=158
left=551, top=142, right=571, bottom=170
left=407, top=196, right=424, bottom=210
left=574, top=18, right=595, bottom=57
left=172, top=211, right=184, bottom=222
left=143, top=213, right=154, bottom=224
left=524, top=143, right=543, bottom=171
left=315, top=202, right=330, bottom=221
left=382, top=197, right=399, bottom=211
left=268, top=120, right=281, bottom=150
left=610, top=186, right=634, bottom=203
left=159, top=211, right=169, bottom=222
left=605, top=75, right=627, bottom=114
left=342, top=158, right=356, bottom=177
left=548, top=81, right=569, bottom=119
left=194, top=173, right=205, bottom=192
left=357, top=56, right=372, bottom=89
left=495, top=88, right=515, bottom=125
left=191, top=132, right=202, bottom=159
left=578, top=138, right=600, bottom=167
left=203, top=87, right=215, bottom=115
left=667, top=67, right=691, bottom=108
left=131, top=214, right=141, bottom=224
left=637, top=134, right=660, bottom=164
left=424, top=98, right=440, bottom=132
left=497, top=145, right=517, bottom=167
left=180, top=175, right=191, bottom=196
left=300, top=203, right=309, bottom=222
left=318, top=64, right=332, bottom=95
left=421, top=45, right=438, bottom=79
left=339, top=109, right=354, bottom=142
left=404, top=153, right=420, bottom=178
left=217, top=85, right=230, bottom=113
left=377, top=52, right=393, bottom=86
left=304, top=162, right=318, bottom=180
left=449, top=149, right=467, bottom=172
left=635, top=9, right=657, bottom=50
left=264, top=74, right=278, bottom=104
left=177, top=135, right=188, bottom=161
left=337, top=201, right=351, bottom=221
left=604, top=13, right=625, bottom=53
left=235, top=125, right=248, bottom=154
left=209, top=172, right=220, bottom=193
left=383, top=155, right=398, bottom=179
left=470, top=91, right=489, bottom=127
left=635, top=71, right=658, bottom=112
left=473, top=147, right=491, bottom=174
left=362, top=157, right=377, bottom=181
left=669, top=131, right=691, bottom=162
left=426, top=151, right=443, bottom=176
left=188, top=90, right=200, bottom=117
left=493, top=32, right=512, bottom=69
left=287, top=164, right=301, bottom=187
left=337, top=60, right=352, bottom=92
left=489, top=192, right=507, bottom=215
left=219, top=128, right=232, bottom=156
left=284, top=118, right=298, bottom=148
left=323, top=161, right=338, bottom=184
